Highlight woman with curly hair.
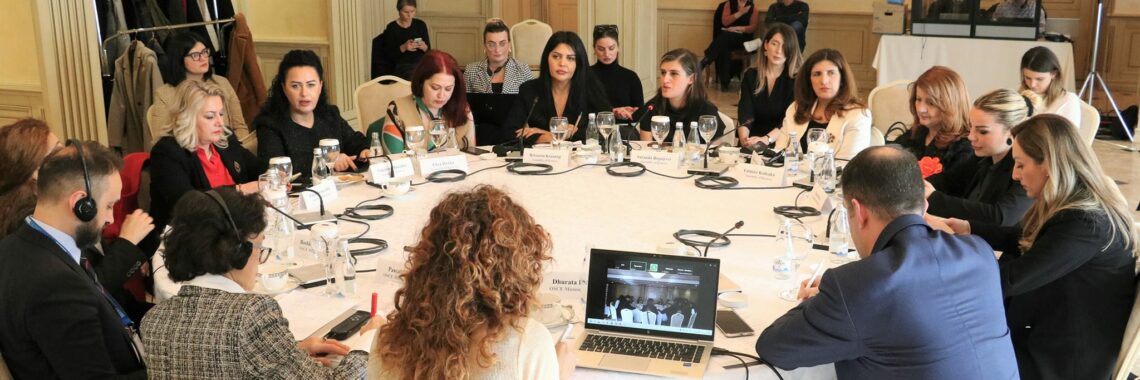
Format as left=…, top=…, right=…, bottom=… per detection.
left=369, top=185, right=575, bottom=379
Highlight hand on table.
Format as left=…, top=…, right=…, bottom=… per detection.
left=119, top=209, right=154, bottom=245
left=298, top=336, right=351, bottom=366
left=614, top=106, right=638, bottom=121
left=236, top=181, right=260, bottom=195
left=516, top=127, right=554, bottom=144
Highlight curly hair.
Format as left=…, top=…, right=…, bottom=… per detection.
left=0, top=119, right=56, bottom=236
left=374, top=185, right=552, bottom=379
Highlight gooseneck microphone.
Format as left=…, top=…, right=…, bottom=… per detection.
left=511, top=97, right=541, bottom=160
left=291, top=188, right=337, bottom=227
left=704, top=221, right=744, bottom=258
left=631, top=104, right=656, bottom=135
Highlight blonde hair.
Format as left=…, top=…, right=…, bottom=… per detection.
left=1011, top=114, right=1138, bottom=254
left=909, top=66, right=971, bottom=145
left=973, top=89, right=1041, bottom=132
left=169, top=80, right=232, bottom=151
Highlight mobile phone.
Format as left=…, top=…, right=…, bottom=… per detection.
left=462, top=146, right=490, bottom=156
left=715, top=309, right=755, bottom=337
left=414, top=37, right=423, bottom=42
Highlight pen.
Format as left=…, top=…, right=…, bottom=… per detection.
left=370, top=292, right=378, bottom=317
left=806, top=260, right=826, bottom=287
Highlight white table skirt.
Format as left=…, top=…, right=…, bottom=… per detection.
left=873, top=34, right=1077, bottom=100
left=152, top=153, right=840, bottom=380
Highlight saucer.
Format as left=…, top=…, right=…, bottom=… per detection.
left=538, top=305, right=574, bottom=328
left=253, top=276, right=300, bottom=295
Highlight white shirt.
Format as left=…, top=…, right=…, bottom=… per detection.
left=368, top=317, right=559, bottom=379
left=26, top=216, right=82, bottom=265
left=184, top=273, right=246, bottom=294
left=1042, top=91, right=1082, bottom=131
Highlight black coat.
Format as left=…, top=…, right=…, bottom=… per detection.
left=927, top=152, right=1032, bottom=226
left=0, top=225, right=146, bottom=379
left=973, top=209, right=1136, bottom=379
left=149, top=134, right=264, bottom=229
left=504, top=78, right=612, bottom=142
left=896, top=126, right=974, bottom=187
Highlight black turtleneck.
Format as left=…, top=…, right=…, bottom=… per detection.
left=591, top=61, right=644, bottom=119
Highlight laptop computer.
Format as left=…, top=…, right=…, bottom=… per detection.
left=468, top=92, right=519, bottom=146
left=574, top=248, right=720, bottom=378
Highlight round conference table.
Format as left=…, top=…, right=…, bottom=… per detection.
left=153, top=151, right=842, bottom=380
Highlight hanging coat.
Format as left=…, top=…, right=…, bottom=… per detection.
left=107, top=40, right=163, bottom=153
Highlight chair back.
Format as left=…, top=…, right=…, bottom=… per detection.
left=1079, top=100, right=1100, bottom=147
left=354, top=75, right=412, bottom=134
left=632, top=309, right=643, bottom=323
left=868, top=79, right=913, bottom=142
left=647, top=311, right=657, bottom=325
left=1113, top=277, right=1140, bottom=380
left=717, top=111, right=738, bottom=146
left=103, top=153, right=150, bottom=240
left=670, top=313, right=684, bottom=327
left=870, top=126, right=886, bottom=146
left=619, top=309, right=633, bottom=323
left=687, top=310, right=697, bottom=328
left=510, top=19, right=553, bottom=72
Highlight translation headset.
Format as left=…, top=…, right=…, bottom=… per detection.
left=204, top=190, right=255, bottom=267
left=68, top=140, right=98, bottom=222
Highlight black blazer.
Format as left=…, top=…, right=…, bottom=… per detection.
left=973, top=209, right=1136, bottom=379
left=895, top=126, right=974, bottom=186
left=0, top=224, right=146, bottom=379
left=927, top=152, right=1032, bottom=226
left=738, top=68, right=795, bottom=138
left=503, top=78, right=613, bottom=142
left=149, top=135, right=264, bottom=229
left=255, top=106, right=368, bottom=180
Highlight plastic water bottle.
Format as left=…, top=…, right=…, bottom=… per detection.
left=820, top=151, right=837, bottom=193
left=370, top=132, right=383, bottom=157
left=585, top=113, right=599, bottom=146
left=829, top=202, right=851, bottom=263
left=311, top=148, right=330, bottom=185
left=447, top=127, right=459, bottom=150
left=610, top=126, right=625, bottom=163
left=673, top=122, right=685, bottom=156
left=337, top=239, right=356, bottom=296
left=784, top=132, right=802, bottom=177
left=686, top=122, right=701, bottom=165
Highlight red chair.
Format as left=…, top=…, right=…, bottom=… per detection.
left=102, top=152, right=149, bottom=302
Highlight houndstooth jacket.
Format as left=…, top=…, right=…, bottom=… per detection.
left=140, top=280, right=366, bottom=379
left=464, top=57, right=534, bottom=94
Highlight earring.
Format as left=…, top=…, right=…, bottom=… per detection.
left=1006, top=137, right=1013, bottom=146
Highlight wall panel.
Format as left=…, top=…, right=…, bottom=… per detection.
left=255, top=40, right=333, bottom=103
left=0, top=86, right=45, bottom=126
left=418, top=0, right=494, bottom=69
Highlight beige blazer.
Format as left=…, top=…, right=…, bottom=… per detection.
left=774, top=101, right=873, bottom=160
left=387, top=94, right=475, bottom=153
left=149, top=76, right=256, bottom=152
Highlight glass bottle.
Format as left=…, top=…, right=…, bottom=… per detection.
left=337, top=239, right=356, bottom=297
left=673, top=122, right=685, bottom=154
left=819, top=151, right=837, bottom=193
left=311, top=148, right=330, bottom=185
left=610, top=125, right=625, bottom=163
left=585, top=113, right=599, bottom=146
left=784, top=132, right=803, bottom=177
left=829, top=201, right=851, bottom=263
left=686, top=121, right=701, bottom=165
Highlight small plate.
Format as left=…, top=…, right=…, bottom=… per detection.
left=333, top=173, right=365, bottom=188
left=253, top=276, right=300, bottom=295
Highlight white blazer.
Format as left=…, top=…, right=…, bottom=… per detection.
left=774, top=101, right=872, bottom=160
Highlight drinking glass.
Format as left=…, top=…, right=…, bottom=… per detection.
left=650, top=117, right=670, bottom=151
left=258, top=170, right=288, bottom=208
left=549, top=117, right=569, bottom=150
left=697, top=115, right=717, bottom=144
left=405, top=126, right=426, bottom=154
left=319, top=139, right=340, bottom=172
left=597, top=112, right=616, bottom=156
left=268, top=157, right=292, bottom=180
left=805, top=128, right=828, bottom=177
left=310, top=222, right=340, bottom=297
left=777, top=218, right=815, bottom=261
left=429, top=120, right=449, bottom=152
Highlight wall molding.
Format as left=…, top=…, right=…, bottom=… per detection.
left=0, top=85, right=45, bottom=126
left=253, top=40, right=333, bottom=103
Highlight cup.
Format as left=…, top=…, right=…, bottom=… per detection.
left=718, top=146, right=741, bottom=164
left=531, top=292, right=564, bottom=324
left=378, top=177, right=411, bottom=197
left=258, top=263, right=289, bottom=291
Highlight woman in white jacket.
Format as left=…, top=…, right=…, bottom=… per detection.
left=1020, top=46, right=1081, bottom=128
left=774, top=48, right=871, bottom=160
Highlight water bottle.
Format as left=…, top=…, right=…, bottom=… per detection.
left=370, top=132, right=383, bottom=157
left=829, top=202, right=851, bottom=263
left=784, top=132, right=802, bottom=177
left=819, top=151, right=837, bottom=193
left=610, top=126, right=625, bottom=163
left=686, top=122, right=701, bottom=165
left=337, top=239, right=356, bottom=296
left=446, top=127, right=459, bottom=150
left=311, top=148, right=330, bottom=185
left=585, top=113, right=599, bottom=146
left=673, top=122, right=685, bottom=154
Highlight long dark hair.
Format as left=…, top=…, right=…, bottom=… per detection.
left=1019, top=46, right=1065, bottom=107
left=793, top=49, right=865, bottom=124
left=162, top=32, right=213, bottom=85
left=257, top=50, right=336, bottom=121
left=753, top=23, right=803, bottom=95
left=163, top=188, right=267, bottom=282
left=538, top=31, right=597, bottom=114
left=411, top=50, right=470, bottom=127
left=654, top=48, right=708, bottom=113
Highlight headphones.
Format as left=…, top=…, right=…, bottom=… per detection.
left=67, top=140, right=98, bottom=222
left=204, top=190, right=254, bottom=267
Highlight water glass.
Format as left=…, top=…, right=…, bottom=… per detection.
left=319, top=139, right=340, bottom=171
left=549, top=117, right=569, bottom=150
left=429, top=120, right=449, bottom=152
left=597, top=112, right=616, bottom=156
left=405, top=126, right=426, bottom=154
left=650, top=116, right=670, bottom=151
left=697, top=115, right=718, bottom=145
left=310, top=222, right=340, bottom=297
left=268, top=156, right=292, bottom=181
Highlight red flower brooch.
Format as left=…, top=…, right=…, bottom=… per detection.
left=918, top=156, right=943, bottom=179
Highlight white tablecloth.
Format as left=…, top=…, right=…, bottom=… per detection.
left=873, top=34, right=1077, bottom=100
left=153, top=154, right=841, bottom=380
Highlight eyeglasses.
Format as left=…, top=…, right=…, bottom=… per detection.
left=594, top=24, right=618, bottom=34
left=185, top=50, right=211, bottom=61
left=257, top=244, right=273, bottom=264
left=484, top=40, right=510, bottom=49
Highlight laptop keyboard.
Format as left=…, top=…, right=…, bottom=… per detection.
left=579, top=334, right=705, bottom=363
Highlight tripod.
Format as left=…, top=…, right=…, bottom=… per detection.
left=1079, top=0, right=1134, bottom=148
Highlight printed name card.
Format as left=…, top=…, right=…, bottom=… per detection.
left=300, top=179, right=338, bottom=212
left=803, top=184, right=835, bottom=215
left=523, top=148, right=572, bottom=167
left=417, top=153, right=470, bottom=177
left=376, top=258, right=406, bottom=285
left=630, top=149, right=682, bottom=169
left=368, top=154, right=415, bottom=181
left=738, top=163, right=788, bottom=187
left=544, top=271, right=587, bottom=303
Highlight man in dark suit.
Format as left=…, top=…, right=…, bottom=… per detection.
left=755, top=146, right=1019, bottom=379
left=0, top=141, right=146, bottom=378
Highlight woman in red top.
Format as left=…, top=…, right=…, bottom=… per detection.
left=149, top=80, right=265, bottom=239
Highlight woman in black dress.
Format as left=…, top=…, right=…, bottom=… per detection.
left=381, top=0, right=430, bottom=80
left=737, top=23, right=802, bottom=149
left=590, top=24, right=643, bottom=122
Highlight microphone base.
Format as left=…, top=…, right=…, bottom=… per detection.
left=686, top=162, right=730, bottom=176
left=504, top=151, right=524, bottom=162
left=292, top=211, right=338, bottom=228
left=717, top=273, right=742, bottom=294
left=792, top=178, right=814, bottom=190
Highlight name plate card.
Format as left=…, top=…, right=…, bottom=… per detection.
left=300, top=179, right=338, bottom=211
left=523, top=148, right=572, bottom=168
left=738, top=163, right=788, bottom=187
left=376, top=258, right=406, bottom=286
left=630, top=149, right=682, bottom=169
left=368, top=154, right=415, bottom=181
left=803, top=184, right=835, bottom=215
left=543, top=271, right=587, bottom=303
left=417, top=153, right=470, bottom=177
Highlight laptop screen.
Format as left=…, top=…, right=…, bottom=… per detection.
left=584, top=249, right=720, bottom=341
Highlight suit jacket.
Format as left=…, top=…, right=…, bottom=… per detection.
left=756, top=215, right=1019, bottom=380
left=973, top=209, right=1136, bottom=380
left=108, top=40, right=163, bottom=153
left=927, top=152, right=1032, bottom=226
left=148, top=135, right=264, bottom=229
left=226, top=13, right=268, bottom=126
left=141, top=285, right=366, bottom=378
left=503, top=78, right=613, bottom=142
left=774, top=102, right=872, bottom=160
left=0, top=225, right=145, bottom=379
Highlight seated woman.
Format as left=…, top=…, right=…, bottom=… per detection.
left=151, top=32, right=254, bottom=151
left=464, top=18, right=532, bottom=94
left=255, top=50, right=371, bottom=177
left=381, top=0, right=430, bottom=80
left=994, top=0, right=1046, bottom=33
left=503, top=31, right=611, bottom=144
left=925, top=89, right=1037, bottom=227
left=150, top=80, right=263, bottom=239
left=700, top=0, right=761, bottom=89
left=375, top=50, right=475, bottom=154
left=369, top=185, right=574, bottom=379
left=635, top=49, right=726, bottom=143
left=930, top=114, right=1137, bottom=380
left=737, top=23, right=802, bottom=149
left=141, top=187, right=367, bottom=378
left=1021, top=46, right=1081, bottom=128
left=591, top=24, right=643, bottom=122
left=895, top=66, right=973, bottom=184
left=773, top=48, right=870, bottom=160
